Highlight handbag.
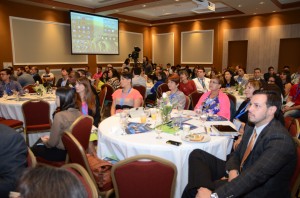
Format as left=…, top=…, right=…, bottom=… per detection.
left=86, top=154, right=113, bottom=191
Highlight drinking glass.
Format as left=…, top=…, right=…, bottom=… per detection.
left=195, top=105, right=203, bottom=120
left=155, top=124, right=162, bottom=139
left=120, top=112, right=127, bottom=135
left=172, top=117, right=180, bottom=136
left=3, top=91, right=8, bottom=100
left=151, top=108, right=158, bottom=121
left=200, top=112, right=208, bottom=129
left=24, top=89, right=29, bottom=95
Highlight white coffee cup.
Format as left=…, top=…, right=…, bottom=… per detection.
left=183, top=124, right=190, bottom=133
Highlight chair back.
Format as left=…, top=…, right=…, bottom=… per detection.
left=156, top=83, right=170, bottom=99
left=189, top=91, right=203, bottom=109
left=27, top=147, right=37, bottom=168
left=290, top=146, right=300, bottom=198
left=284, top=116, right=294, bottom=130
left=22, top=99, right=51, bottom=128
left=23, top=84, right=36, bottom=93
left=62, top=132, right=95, bottom=182
left=98, top=86, right=107, bottom=117
left=184, top=96, right=191, bottom=110
left=133, top=85, right=147, bottom=100
left=226, top=93, right=237, bottom=121
left=62, top=163, right=98, bottom=198
left=101, top=84, right=115, bottom=102
left=111, top=155, right=177, bottom=198
left=288, top=118, right=300, bottom=138
left=68, top=115, right=94, bottom=151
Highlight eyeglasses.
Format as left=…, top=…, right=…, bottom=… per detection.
left=209, top=81, right=219, bottom=84
left=268, top=80, right=275, bottom=83
left=0, top=73, right=7, bottom=76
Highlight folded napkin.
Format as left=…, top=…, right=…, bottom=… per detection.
left=160, top=124, right=177, bottom=134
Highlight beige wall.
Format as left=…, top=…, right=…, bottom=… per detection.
left=1, top=1, right=300, bottom=74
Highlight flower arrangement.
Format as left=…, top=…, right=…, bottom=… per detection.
left=33, top=83, right=46, bottom=96
left=158, top=92, right=174, bottom=123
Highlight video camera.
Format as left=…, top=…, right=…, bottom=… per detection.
left=128, top=46, right=141, bottom=60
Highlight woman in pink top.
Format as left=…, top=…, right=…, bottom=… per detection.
left=111, top=72, right=143, bottom=115
left=194, top=75, right=230, bottom=120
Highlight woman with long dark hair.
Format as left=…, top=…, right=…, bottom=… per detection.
left=31, top=87, right=81, bottom=161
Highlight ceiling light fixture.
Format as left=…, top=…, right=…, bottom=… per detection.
left=142, top=4, right=146, bottom=7
left=259, top=1, right=264, bottom=5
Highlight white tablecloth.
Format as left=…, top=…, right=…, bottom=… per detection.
left=0, top=94, right=57, bottom=146
left=0, top=94, right=57, bottom=122
left=97, top=111, right=234, bottom=198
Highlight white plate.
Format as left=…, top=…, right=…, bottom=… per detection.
left=182, top=133, right=211, bottom=143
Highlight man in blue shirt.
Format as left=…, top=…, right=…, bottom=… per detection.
left=0, top=68, right=24, bottom=97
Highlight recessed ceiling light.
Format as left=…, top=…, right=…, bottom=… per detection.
left=253, top=13, right=257, bottom=15
left=125, top=19, right=128, bottom=22
left=238, top=4, right=242, bottom=7
left=272, top=10, right=276, bottom=12
left=52, top=6, right=56, bottom=9
left=115, top=9, right=119, bottom=12
left=222, top=17, right=225, bottom=18
left=142, top=4, right=146, bottom=7
left=175, top=0, right=179, bottom=1
left=259, top=1, right=264, bottom=4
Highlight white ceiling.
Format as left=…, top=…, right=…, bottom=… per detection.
left=12, top=0, right=300, bottom=24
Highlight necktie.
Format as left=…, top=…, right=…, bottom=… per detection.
left=240, top=130, right=257, bottom=171
left=201, top=79, right=205, bottom=89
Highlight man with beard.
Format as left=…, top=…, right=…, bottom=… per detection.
left=182, top=90, right=296, bottom=198
left=16, top=66, right=35, bottom=87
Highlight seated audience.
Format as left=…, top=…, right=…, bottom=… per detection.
left=56, top=67, right=70, bottom=88
left=146, top=71, right=167, bottom=102
left=31, top=87, right=81, bottom=162
left=30, top=66, right=42, bottom=84
left=24, top=65, right=31, bottom=74
left=193, top=66, right=210, bottom=92
left=283, top=81, right=300, bottom=118
left=7, top=66, right=18, bottom=81
left=221, top=70, right=236, bottom=88
left=194, top=75, right=230, bottom=120
left=0, top=124, right=27, bottom=198
left=123, top=66, right=130, bottom=73
left=16, top=66, right=35, bottom=87
left=132, top=67, right=146, bottom=88
left=17, top=166, right=87, bottom=198
left=41, top=66, right=55, bottom=86
left=68, top=71, right=80, bottom=87
left=92, top=65, right=103, bottom=80
left=291, top=66, right=300, bottom=85
left=233, top=80, right=262, bottom=150
left=263, top=66, right=277, bottom=82
left=75, top=77, right=100, bottom=127
left=267, top=76, right=284, bottom=96
left=207, top=67, right=218, bottom=79
left=106, top=68, right=120, bottom=90
left=179, top=70, right=197, bottom=96
left=143, top=56, right=153, bottom=76
left=111, top=72, right=143, bottom=115
left=84, top=66, right=92, bottom=78
left=253, top=68, right=267, bottom=87
left=234, top=67, right=249, bottom=86
left=165, top=74, right=186, bottom=109
left=183, top=90, right=296, bottom=198
left=279, top=70, right=292, bottom=102
left=121, top=58, right=130, bottom=71
left=0, top=69, right=24, bottom=97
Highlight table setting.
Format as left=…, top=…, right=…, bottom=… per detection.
left=97, top=107, right=237, bottom=197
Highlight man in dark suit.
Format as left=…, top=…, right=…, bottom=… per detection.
left=0, top=124, right=27, bottom=197
left=182, top=90, right=296, bottom=198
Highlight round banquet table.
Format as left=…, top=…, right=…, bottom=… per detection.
left=97, top=111, right=234, bottom=197
left=0, top=93, right=57, bottom=122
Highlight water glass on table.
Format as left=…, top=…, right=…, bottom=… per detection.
left=120, top=112, right=128, bottom=135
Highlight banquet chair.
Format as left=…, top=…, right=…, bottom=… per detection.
left=133, top=85, right=147, bottom=100
left=23, top=84, right=36, bottom=93
left=62, top=132, right=114, bottom=198
left=288, top=118, right=300, bottom=141
left=285, top=116, right=294, bottom=131
left=189, top=91, right=203, bottom=109
left=156, top=83, right=170, bottom=99
left=226, top=93, right=237, bottom=121
left=290, top=146, right=300, bottom=198
left=27, top=147, right=37, bottom=168
left=62, top=163, right=98, bottom=198
left=68, top=115, right=93, bottom=151
left=22, top=99, right=51, bottom=144
left=111, top=155, right=177, bottom=198
left=184, top=95, right=191, bottom=110
left=101, top=84, right=115, bottom=103
left=0, top=118, right=23, bottom=131
left=98, top=87, right=107, bottom=121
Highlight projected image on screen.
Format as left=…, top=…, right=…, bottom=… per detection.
left=70, top=11, right=119, bottom=55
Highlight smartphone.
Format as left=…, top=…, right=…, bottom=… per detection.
left=166, top=140, right=182, bottom=146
